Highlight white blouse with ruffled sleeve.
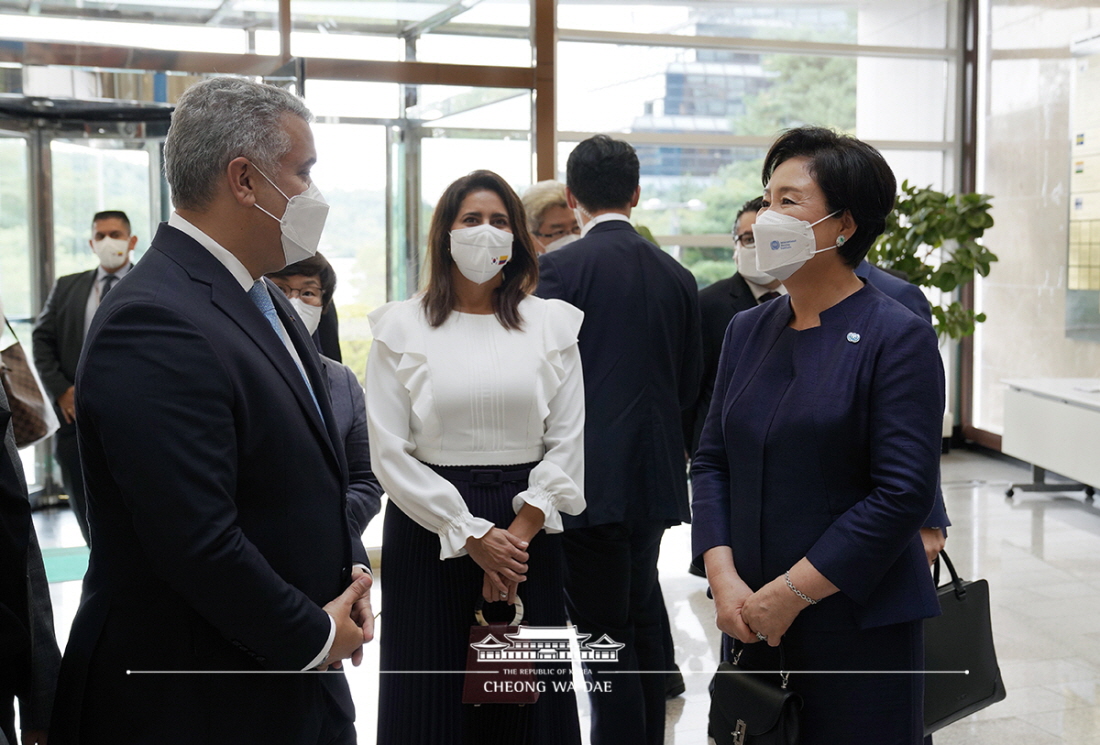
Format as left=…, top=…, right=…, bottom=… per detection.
left=366, top=295, right=586, bottom=560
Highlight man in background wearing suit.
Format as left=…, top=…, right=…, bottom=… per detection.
left=683, top=197, right=783, bottom=456
left=32, top=211, right=136, bottom=545
left=856, top=258, right=951, bottom=561
left=50, top=77, right=372, bottom=745
left=537, top=135, right=703, bottom=745
left=0, top=355, right=60, bottom=745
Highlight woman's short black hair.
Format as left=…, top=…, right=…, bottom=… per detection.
left=761, top=126, right=896, bottom=268
left=566, top=135, right=640, bottom=212
left=267, top=253, right=337, bottom=310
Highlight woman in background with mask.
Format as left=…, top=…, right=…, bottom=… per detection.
left=691, top=127, right=944, bottom=743
left=522, top=180, right=581, bottom=254
left=267, top=253, right=383, bottom=534
left=367, top=170, right=586, bottom=745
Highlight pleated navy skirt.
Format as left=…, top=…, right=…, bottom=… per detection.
left=377, top=463, right=581, bottom=745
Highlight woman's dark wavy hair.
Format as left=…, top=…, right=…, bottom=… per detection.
left=422, top=170, right=539, bottom=330
left=761, top=126, right=896, bottom=268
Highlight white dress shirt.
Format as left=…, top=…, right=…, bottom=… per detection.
left=83, top=263, right=132, bottom=338
left=579, top=211, right=632, bottom=238
left=366, top=295, right=587, bottom=559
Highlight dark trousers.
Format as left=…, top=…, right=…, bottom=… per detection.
left=562, top=521, right=667, bottom=745
left=55, top=428, right=89, bottom=545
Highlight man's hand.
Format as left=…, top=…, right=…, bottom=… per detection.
left=920, top=527, right=946, bottom=567
left=348, top=567, right=375, bottom=667
left=320, top=575, right=371, bottom=670
left=57, top=386, right=75, bottom=424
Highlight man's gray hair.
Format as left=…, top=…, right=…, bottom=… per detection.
left=164, top=77, right=313, bottom=211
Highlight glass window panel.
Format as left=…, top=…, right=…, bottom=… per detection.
left=558, top=2, right=950, bottom=49
left=420, top=135, right=532, bottom=209
left=50, top=141, right=152, bottom=279
left=878, top=150, right=947, bottom=193
left=414, top=87, right=531, bottom=131
left=559, top=44, right=948, bottom=142
left=444, top=0, right=530, bottom=29
left=307, top=122, right=389, bottom=386
left=991, top=3, right=1100, bottom=51
left=0, top=136, right=32, bottom=322
left=255, top=30, right=405, bottom=62
left=2, top=14, right=254, bottom=53
left=416, top=34, right=532, bottom=68
left=305, top=80, right=401, bottom=119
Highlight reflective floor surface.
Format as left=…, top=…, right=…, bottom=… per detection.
left=33, top=448, right=1100, bottom=743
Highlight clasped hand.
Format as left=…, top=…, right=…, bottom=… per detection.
left=714, top=575, right=804, bottom=648
left=319, top=568, right=374, bottom=670
left=466, top=527, right=528, bottom=602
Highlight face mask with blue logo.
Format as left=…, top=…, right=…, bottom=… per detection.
left=751, top=209, right=841, bottom=281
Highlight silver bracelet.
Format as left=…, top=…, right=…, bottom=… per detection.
left=785, top=570, right=818, bottom=605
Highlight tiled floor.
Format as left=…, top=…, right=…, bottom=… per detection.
left=32, top=448, right=1100, bottom=743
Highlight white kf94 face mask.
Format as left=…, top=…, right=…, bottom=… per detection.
left=751, top=209, right=841, bottom=282
left=92, top=237, right=130, bottom=271
left=288, top=297, right=322, bottom=336
left=449, top=223, right=514, bottom=284
left=252, top=164, right=330, bottom=267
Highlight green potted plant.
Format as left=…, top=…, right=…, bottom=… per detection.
left=868, top=181, right=997, bottom=339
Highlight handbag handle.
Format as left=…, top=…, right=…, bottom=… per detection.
left=932, top=549, right=967, bottom=600
left=474, top=594, right=525, bottom=626
left=731, top=638, right=791, bottom=689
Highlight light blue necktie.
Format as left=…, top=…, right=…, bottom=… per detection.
left=248, top=280, right=323, bottom=420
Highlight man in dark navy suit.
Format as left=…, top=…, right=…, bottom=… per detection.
left=50, top=77, right=372, bottom=745
left=684, top=196, right=785, bottom=456
left=537, top=135, right=702, bottom=745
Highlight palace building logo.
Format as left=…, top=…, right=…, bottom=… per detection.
left=470, top=626, right=623, bottom=663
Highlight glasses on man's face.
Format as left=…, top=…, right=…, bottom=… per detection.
left=733, top=231, right=755, bottom=248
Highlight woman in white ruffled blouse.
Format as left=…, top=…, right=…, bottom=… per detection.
left=366, top=170, right=586, bottom=745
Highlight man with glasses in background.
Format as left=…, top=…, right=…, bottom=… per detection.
left=683, top=197, right=784, bottom=459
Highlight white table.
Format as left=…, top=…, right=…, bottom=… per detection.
left=1002, top=378, right=1100, bottom=498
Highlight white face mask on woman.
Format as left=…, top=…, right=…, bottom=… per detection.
left=449, top=223, right=514, bottom=284
left=252, top=164, right=330, bottom=267
left=751, top=209, right=841, bottom=281
left=288, top=297, right=322, bottom=336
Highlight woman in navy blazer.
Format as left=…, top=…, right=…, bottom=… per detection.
left=692, top=127, right=944, bottom=744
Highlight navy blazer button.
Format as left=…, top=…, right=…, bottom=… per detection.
left=846, top=332, right=861, bottom=343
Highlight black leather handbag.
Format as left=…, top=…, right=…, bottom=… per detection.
left=709, top=642, right=802, bottom=745
left=923, top=550, right=1006, bottom=735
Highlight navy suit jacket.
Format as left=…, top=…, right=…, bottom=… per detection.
left=537, top=220, right=702, bottom=527
left=691, top=284, right=942, bottom=629
left=684, top=272, right=762, bottom=454
left=322, top=356, right=383, bottom=534
left=856, top=260, right=950, bottom=529
left=51, top=224, right=366, bottom=743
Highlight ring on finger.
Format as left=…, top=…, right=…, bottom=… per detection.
left=755, top=631, right=768, bottom=641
